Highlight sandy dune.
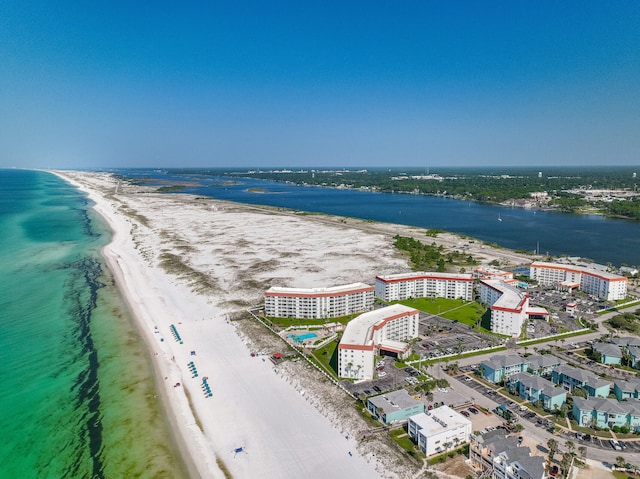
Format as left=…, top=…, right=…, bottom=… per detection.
left=54, top=170, right=533, bottom=479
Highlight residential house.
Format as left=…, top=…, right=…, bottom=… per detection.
left=573, top=397, right=640, bottom=431
left=592, top=342, right=623, bottom=365
left=525, top=354, right=564, bottom=377
left=469, top=429, right=545, bottom=479
left=613, top=379, right=640, bottom=402
left=551, top=365, right=611, bottom=397
left=367, top=389, right=424, bottom=425
left=612, top=337, right=640, bottom=368
left=508, top=372, right=567, bottom=411
left=481, top=354, right=527, bottom=384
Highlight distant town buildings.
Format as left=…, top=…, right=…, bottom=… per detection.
left=337, top=304, right=420, bottom=380
left=529, top=261, right=627, bottom=301
left=264, top=282, right=374, bottom=319
left=407, top=406, right=472, bottom=456
left=374, top=272, right=473, bottom=302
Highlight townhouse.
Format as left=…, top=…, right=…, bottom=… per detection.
left=507, top=372, right=567, bottom=411
left=573, top=397, right=640, bottom=430
left=551, top=365, right=611, bottom=397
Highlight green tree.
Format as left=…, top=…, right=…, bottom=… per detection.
left=547, top=438, right=559, bottom=462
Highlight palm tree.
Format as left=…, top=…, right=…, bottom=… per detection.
left=547, top=438, right=559, bottom=462
left=616, top=456, right=627, bottom=469
left=565, top=440, right=575, bottom=455
left=578, top=446, right=586, bottom=459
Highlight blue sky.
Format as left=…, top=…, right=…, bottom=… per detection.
left=1, top=1, right=639, bottom=168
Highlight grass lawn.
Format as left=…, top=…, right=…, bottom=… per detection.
left=613, top=471, right=640, bottom=479
left=396, top=297, right=491, bottom=332
left=389, top=428, right=424, bottom=461
left=312, top=340, right=339, bottom=377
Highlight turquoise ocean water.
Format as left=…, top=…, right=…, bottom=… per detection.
left=0, top=170, right=187, bottom=478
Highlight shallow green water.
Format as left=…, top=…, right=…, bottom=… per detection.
left=0, top=170, right=187, bottom=478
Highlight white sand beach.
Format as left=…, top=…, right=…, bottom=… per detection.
left=54, top=171, right=532, bottom=479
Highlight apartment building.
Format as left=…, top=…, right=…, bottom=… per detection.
left=408, top=406, right=472, bottom=456
left=337, top=304, right=420, bottom=380
left=374, top=272, right=473, bottom=302
left=479, top=279, right=530, bottom=337
left=264, top=282, right=374, bottom=319
left=530, top=261, right=627, bottom=301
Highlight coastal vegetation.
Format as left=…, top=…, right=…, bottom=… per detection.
left=156, top=185, right=186, bottom=193
left=605, top=309, right=640, bottom=335
left=393, top=234, right=478, bottom=272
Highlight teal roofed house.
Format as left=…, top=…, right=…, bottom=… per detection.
left=367, top=389, right=424, bottom=425
left=551, top=365, right=611, bottom=398
left=613, top=379, right=640, bottom=401
left=592, top=342, right=622, bottom=365
left=481, top=354, right=527, bottom=384
left=507, top=372, right=566, bottom=411
left=573, top=397, right=640, bottom=431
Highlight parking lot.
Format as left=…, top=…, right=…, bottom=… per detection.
left=342, top=357, right=422, bottom=397
left=415, top=314, right=501, bottom=358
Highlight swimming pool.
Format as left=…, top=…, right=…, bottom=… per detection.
left=288, top=332, right=317, bottom=342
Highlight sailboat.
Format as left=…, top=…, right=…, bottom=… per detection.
left=498, top=212, right=502, bottom=222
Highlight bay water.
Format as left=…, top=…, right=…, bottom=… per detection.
left=0, top=169, right=186, bottom=478
left=116, top=169, right=640, bottom=268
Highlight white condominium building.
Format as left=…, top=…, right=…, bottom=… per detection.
left=338, top=304, right=420, bottom=380
left=479, top=280, right=530, bottom=337
left=530, top=262, right=627, bottom=301
left=408, top=406, right=472, bottom=457
left=374, top=272, right=473, bottom=302
left=264, top=283, right=374, bottom=319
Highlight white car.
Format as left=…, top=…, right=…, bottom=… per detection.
left=438, top=388, right=448, bottom=393
left=378, top=371, right=387, bottom=377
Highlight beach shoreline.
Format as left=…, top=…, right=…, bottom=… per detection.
left=57, top=170, right=459, bottom=478
left=52, top=169, right=541, bottom=479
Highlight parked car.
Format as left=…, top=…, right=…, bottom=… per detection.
left=610, top=439, right=622, bottom=451
left=550, top=465, right=559, bottom=476
left=460, top=410, right=470, bottom=417
left=469, top=407, right=479, bottom=415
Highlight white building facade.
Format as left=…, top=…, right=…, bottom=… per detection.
left=530, top=262, right=627, bottom=301
left=479, top=280, right=529, bottom=337
left=374, top=272, right=473, bottom=302
left=337, top=304, right=420, bottom=380
left=264, top=283, right=374, bottom=319
left=408, top=406, right=472, bottom=456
